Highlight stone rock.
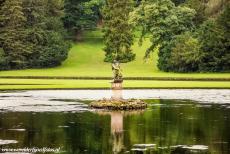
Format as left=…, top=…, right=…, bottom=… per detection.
left=90, top=98, right=147, bottom=110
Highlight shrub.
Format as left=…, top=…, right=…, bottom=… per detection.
left=33, top=32, right=71, bottom=68
left=0, top=48, right=9, bottom=70
left=197, top=19, right=230, bottom=72
left=169, top=33, right=202, bottom=72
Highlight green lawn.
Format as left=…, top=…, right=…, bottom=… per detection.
left=0, top=30, right=229, bottom=79
left=0, top=30, right=229, bottom=89
left=0, top=79, right=230, bottom=90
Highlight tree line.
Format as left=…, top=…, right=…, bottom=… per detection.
left=131, top=0, right=230, bottom=72
left=0, top=0, right=229, bottom=72
left=63, top=0, right=229, bottom=72
left=0, top=0, right=70, bottom=70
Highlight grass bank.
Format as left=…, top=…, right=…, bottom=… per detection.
left=0, top=79, right=229, bottom=90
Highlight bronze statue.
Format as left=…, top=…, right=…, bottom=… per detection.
left=112, top=60, right=123, bottom=82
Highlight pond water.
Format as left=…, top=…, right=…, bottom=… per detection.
left=0, top=90, right=230, bottom=154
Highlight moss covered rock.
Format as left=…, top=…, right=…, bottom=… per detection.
left=90, top=98, right=147, bottom=110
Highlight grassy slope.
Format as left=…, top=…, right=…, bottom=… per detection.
left=0, top=30, right=229, bottom=89
left=0, top=30, right=229, bottom=78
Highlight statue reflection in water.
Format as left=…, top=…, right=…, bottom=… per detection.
left=110, top=112, right=124, bottom=153
left=96, top=111, right=144, bottom=154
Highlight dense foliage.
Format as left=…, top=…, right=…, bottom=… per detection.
left=197, top=6, right=230, bottom=72
left=0, top=0, right=229, bottom=72
left=102, top=0, right=135, bottom=63
left=183, top=0, right=207, bottom=25
left=131, top=0, right=230, bottom=72
left=168, top=33, right=202, bottom=72
left=0, top=0, right=70, bottom=70
left=62, top=0, right=104, bottom=40
left=130, top=0, right=196, bottom=70
left=168, top=3, right=230, bottom=72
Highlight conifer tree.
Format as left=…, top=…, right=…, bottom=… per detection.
left=22, top=0, right=70, bottom=68
left=102, top=0, right=135, bottom=63
left=0, top=0, right=30, bottom=69
left=198, top=4, right=230, bottom=72
left=0, top=0, right=70, bottom=70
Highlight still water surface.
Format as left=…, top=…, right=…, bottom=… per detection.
left=0, top=97, right=229, bottom=154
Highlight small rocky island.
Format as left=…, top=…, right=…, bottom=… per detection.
left=90, top=60, right=147, bottom=110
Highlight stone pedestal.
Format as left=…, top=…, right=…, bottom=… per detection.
left=111, top=82, right=122, bottom=90
left=111, top=79, right=123, bottom=90
left=111, top=80, right=123, bottom=100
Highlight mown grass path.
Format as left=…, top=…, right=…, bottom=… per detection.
left=0, top=79, right=230, bottom=90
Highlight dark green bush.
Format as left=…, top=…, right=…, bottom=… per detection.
left=169, top=33, right=202, bottom=72
left=33, top=32, right=71, bottom=68
left=0, top=48, right=9, bottom=70
left=197, top=18, right=230, bottom=72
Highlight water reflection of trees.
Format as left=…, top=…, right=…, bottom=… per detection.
left=124, top=100, right=230, bottom=153
left=0, top=100, right=229, bottom=154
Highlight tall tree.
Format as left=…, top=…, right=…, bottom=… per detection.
left=0, top=0, right=70, bottom=70
left=197, top=4, right=230, bottom=72
left=22, top=0, right=70, bottom=68
left=62, top=0, right=103, bottom=40
left=102, top=0, right=135, bottom=63
left=0, top=0, right=30, bottom=69
left=184, top=0, right=208, bottom=25
left=130, top=0, right=195, bottom=71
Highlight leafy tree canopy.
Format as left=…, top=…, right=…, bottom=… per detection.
left=130, top=0, right=196, bottom=58
left=62, top=0, right=104, bottom=38
left=169, top=32, right=202, bottom=72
